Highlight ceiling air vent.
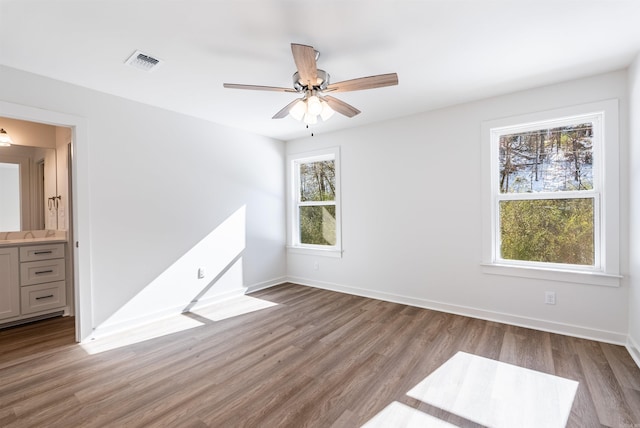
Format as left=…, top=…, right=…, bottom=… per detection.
left=125, top=50, right=163, bottom=72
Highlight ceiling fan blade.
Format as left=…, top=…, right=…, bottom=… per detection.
left=272, top=98, right=302, bottom=119
left=326, top=73, right=398, bottom=93
left=323, top=95, right=361, bottom=118
left=291, top=43, right=318, bottom=88
left=223, top=83, right=297, bottom=93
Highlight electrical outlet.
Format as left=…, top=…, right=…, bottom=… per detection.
left=545, top=291, right=556, bottom=305
left=313, top=261, right=319, bottom=271
left=198, top=267, right=205, bottom=279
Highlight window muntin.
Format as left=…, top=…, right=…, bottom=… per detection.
left=289, top=148, right=341, bottom=253
left=492, top=114, right=602, bottom=270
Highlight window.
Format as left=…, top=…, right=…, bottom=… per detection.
left=288, top=147, right=341, bottom=256
left=482, top=100, right=620, bottom=286
left=496, top=119, right=599, bottom=267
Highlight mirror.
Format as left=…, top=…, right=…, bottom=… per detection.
left=0, top=117, right=70, bottom=233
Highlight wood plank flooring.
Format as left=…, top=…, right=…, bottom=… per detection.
left=1, top=283, right=639, bottom=427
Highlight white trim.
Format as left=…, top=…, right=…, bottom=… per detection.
left=286, top=245, right=343, bottom=258
left=286, top=277, right=627, bottom=345
left=244, top=276, right=288, bottom=293
left=0, top=100, right=92, bottom=342
left=481, top=99, right=620, bottom=284
left=85, top=288, right=244, bottom=340
left=481, top=263, right=621, bottom=287
left=87, top=277, right=288, bottom=341
left=627, top=336, right=640, bottom=370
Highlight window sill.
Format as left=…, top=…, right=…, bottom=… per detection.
left=481, top=263, right=621, bottom=287
left=287, top=246, right=343, bottom=258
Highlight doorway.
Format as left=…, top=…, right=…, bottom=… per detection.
left=0, top=100, right=92, bottom=342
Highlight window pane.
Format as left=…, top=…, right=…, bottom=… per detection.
left=499, top=124, right=593, bottom=194
left=500, top=198, right=594, bottom=265
left=300, top=205, right=336, bottom=245
left=300, top=160, right=335, bottom=202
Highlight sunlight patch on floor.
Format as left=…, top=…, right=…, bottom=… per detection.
left=406, top=351, right=578, bottom=428
left=189, top=294, right=278, bottom=322
left=80, top=314, right=204, bottom=355
left=361, top=402, right=458, bottom=428
left=80, top=294, right=278, bottom=355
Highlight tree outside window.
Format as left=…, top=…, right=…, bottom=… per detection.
left=494, top=118, right=600, bottom=268
left=299, top=159, right=336, bottom=245
left=289, top=148, right=341, bottom=254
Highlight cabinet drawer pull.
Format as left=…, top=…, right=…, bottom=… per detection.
left=35, top=295, right=54, bottom=300
left=34, top=250, right=53, bottom=255
left=35, top=269, right=54, bottom=275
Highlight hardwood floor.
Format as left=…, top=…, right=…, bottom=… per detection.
left=1, top=283, right=639, bottom=427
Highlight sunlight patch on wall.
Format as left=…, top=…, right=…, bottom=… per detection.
left=92, top=205, right=246, bottom=337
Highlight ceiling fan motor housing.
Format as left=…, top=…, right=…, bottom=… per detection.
left=293, top=69, right=330, bottom=93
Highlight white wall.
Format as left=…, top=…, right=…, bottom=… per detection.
left=629, top=56, right=640, bottom=363
left=1, top=63, right=633, bottom=346
left=0, top=65, right=287, bottom=336
left=287, top=70, right=630, bottom=344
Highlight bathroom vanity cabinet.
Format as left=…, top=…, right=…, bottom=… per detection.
left=0, top=242, right=67, bottom=326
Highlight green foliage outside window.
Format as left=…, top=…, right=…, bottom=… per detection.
left=299, top=159, right=336, bottom=246
left=300, top=160, right=335, bottom=201
left=300, top=206, right=336, bottom=245
left=498, top=123, right=595, bottom=266
left=500, top=198, right=594, bottom=265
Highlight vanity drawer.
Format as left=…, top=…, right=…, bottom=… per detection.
left=19, top=243, right=65, bottom=262
left=20, top=281, right=66, bottom=314
left=20, top=259, right=66, bottom=286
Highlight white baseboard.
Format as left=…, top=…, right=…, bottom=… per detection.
left=87, top=288, right=240, bottom=340
left=85, top=275, right=631, bottom=353
left=627, top=336, right=640, bottom=369
left=245, top=276, right=287, bottom=293
left=87, top=278, right=287, bottom=342
left=286, top=276, right=628, bottom=346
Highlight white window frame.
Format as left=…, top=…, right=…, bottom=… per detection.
left=287, top=147, right=342, bottom=258
left=481, top=100, right=621, bottom=286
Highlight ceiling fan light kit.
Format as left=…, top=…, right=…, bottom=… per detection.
left=223, top=43, right=398, bottom=126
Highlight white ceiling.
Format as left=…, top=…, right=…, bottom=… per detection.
left=2, top=0, right=640, bottom=141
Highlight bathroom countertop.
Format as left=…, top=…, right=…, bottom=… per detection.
left=0, top=230, right=68, bottom=247
left=0, top=237, right=68, bottom=247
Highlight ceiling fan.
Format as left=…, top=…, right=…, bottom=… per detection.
left=223, top=43, right=399, bottom=125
